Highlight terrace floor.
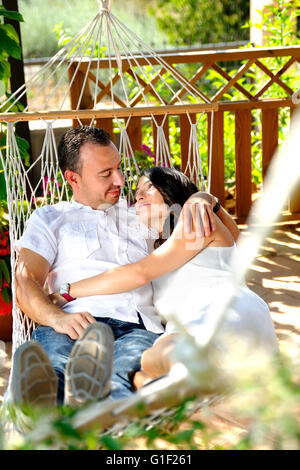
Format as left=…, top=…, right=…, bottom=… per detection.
left=0, top=214, right=299, bottom=448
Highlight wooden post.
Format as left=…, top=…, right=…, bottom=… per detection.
left=262, top=108, right=278, bottom=178
left=68, top=65, right=92, bottom=127
left=289, top=184, right=300, bottom=214
left=235, top=110, right=252, bottom=219
left=207, top=111, right=225, bottom=206
left=288, top=107, right=300, bottom=213
left=126, top=117, right=142, bottom=153
left=94, top=118, right=115, bottom=142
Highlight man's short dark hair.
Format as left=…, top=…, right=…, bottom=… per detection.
left=58, top=126, right=112, bottom=174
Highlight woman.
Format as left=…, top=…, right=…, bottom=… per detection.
left=54, top=167, right=278, bottom=388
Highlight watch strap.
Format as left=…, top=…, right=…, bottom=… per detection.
left=59, top=283, right=76, bottom=302
left=213, top=197, right=221, bottom=213
left=61, top=292, right=76, bottom=302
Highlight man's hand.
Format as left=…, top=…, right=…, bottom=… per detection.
left=52, top=311, right=96, bottom=340
left=180, top=191, right=217, bottom=237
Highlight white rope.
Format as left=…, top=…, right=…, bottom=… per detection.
left=108, top=15, right=153, bottom=107
left=114, top=116, right=140, bottom=202
left=110, top=14, right=188, bottom=105
left=105, top=13, right=117, bottom=108
left=57, top=14, right=101, bottom=111
left=98, top=0, right=112, bottom=13
left=110, top=12, right=211, bottom=105
left=25, top=13, right=100, bottom=112
left=1, top=2, right=211, bottom=115
left=151, top=114, right=173, bottom=168
left=108, top=14, right=165, bottom=106
left=0, top=13, right=101, bottom=114
left=93, top=14, right=105, bottom=109
left=183, top=112, right=207, bottom=189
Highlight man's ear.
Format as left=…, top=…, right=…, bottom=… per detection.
left=64, top=169, right=80, bottom=189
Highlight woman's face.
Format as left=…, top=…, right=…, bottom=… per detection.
left=135, top=176, right=169, bottom=229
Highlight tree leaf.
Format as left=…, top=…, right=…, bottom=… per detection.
left=0, top=25, right=21, bottom=60
left=2, top=22, right=19, bottom=44
left=0, top=7, right=24, bottom=23
left=0, top=259, right=10, bottom=283
left=0, top=59, right=10, bottom=82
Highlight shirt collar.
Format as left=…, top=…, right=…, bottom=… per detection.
left=70, top=197, right=128, bottom=214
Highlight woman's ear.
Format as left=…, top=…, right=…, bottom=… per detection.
left=64, top=169, right=80, bottom=190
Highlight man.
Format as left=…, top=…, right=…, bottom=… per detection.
left=13, top=126, right=238, bottom=408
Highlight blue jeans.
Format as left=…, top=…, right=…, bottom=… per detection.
left=32, top=316, right=160, bottom=404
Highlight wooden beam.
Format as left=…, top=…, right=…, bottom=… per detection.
left=74, top=46, right=300, bottom=69
left=212, top=59, right=256, bottom=103
left=218, top=98, right=294, bottom=112
left=0, top=103, right=218, bottom=123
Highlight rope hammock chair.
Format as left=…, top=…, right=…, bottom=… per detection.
left=1, top=0, right=216, bottom=351
left=1, top=0, right=299, bottom=437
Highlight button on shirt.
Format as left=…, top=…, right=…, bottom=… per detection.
left=16, top=198, right=164, bottom=334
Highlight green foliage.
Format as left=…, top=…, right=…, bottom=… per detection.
left=243, top=0, right=300, bottom=182
left=244, top=0, right=300, bottom=47
left=148, top=0, right=249, bottom=46
left=0, top=5, right=23, bottom=92
left=53, top=21, right=108, bottom=59
left=1, top=348, right=300, bottom=450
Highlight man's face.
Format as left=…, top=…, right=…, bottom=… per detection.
left=67, top=141, right=125, bottom=209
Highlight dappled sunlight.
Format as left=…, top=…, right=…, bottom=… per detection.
left=243, top=218, right=300, bottom=356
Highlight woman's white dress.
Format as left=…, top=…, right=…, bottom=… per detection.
left=152, top=244, right=278, bottom=354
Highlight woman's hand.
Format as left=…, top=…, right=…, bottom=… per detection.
left=180, top=191, right=217, bottom=237
left=49, top=291, right=68, bottom=308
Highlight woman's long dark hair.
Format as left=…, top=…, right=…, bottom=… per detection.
left=141, top=167, right=198, bottom=248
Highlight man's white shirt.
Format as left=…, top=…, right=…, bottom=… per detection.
left=16, top=198, right=164, bottom=333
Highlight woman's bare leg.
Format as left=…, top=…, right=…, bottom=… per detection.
left=133, top=334, right=179, bottom=389
left=133, top=370, right=155, bottom=390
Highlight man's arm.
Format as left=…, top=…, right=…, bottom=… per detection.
left=15, top=248, right=96, bottom=340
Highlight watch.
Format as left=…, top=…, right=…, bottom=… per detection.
left=59, top=283, right=76, bottom=302
left=213, top=197, right=221, bottom=213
